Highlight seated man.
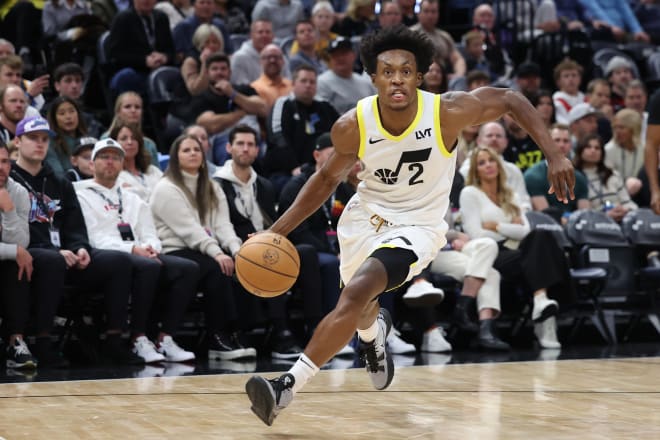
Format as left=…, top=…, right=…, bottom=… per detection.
left=266, top=65, right=339, bottom=195
left=250, top=44, right=292, bottom=111
left=552, top=58, right=585, bottom=125
left=11, top=116, right=141, bottom=366
left=182, top=53, right=268, bottom=166
left=75, top=139, right=199, bottom=363
left=230, top=20, right=291, bottom=86
left=0, top=141, right=35, bottom=369
left=288, top=20, right=327, bottom=74
left=0, top=55, right=47, bottom=114
left=47, top=62, right=104, bottom=138
left=214, top=125, right=345, bottom=358
left=316, top=37, right=376, bottom=114
left=0, top=84, right=29, bottom=145
left=105, top=0, right=175, bottom=95
left=524, top=124, right=590, bottom=222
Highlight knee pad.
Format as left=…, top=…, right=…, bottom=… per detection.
left=370, top=247, right=418, bottom=291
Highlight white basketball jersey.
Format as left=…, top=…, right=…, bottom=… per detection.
left=354, top=89, right=456, bottom=227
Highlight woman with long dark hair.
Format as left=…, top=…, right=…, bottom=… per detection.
left=574, top=133, right=637, bottom=221
left=150, top=134, right=255, bottom=361
left=46, top=96, right=88, bottom=175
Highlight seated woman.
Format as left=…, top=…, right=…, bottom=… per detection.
left=180, top=23, right=224, bottom=96
left=150, top=134, right=256, bottom=360
left=604, top=108, right=644, bottom=197
left=530, top=89, right=555, bottom=129
left=460, top=146, right=575, bottom=349
left=110, top=121, right=163, bottom=202
left=102, top=92, right=161, bottom=168
left=574, top=134, right=638, bottom=222
left=45, top=96, right=88, bottom=175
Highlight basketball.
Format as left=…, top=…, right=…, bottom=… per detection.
left=235, top=232, right=300, bottom=298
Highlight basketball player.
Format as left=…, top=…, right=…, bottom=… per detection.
left=245, top=26, right=576, bottom=426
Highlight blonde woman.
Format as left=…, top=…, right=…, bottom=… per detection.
left=181, top=24, right=225, bottom=95
left=604, top=108, right=644, bottom=196
left=461, top=146, right=574, bottom=349
left=102, top=92, right=161, bottom=168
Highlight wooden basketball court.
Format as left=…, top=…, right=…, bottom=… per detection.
left=1, top=357, right=659, bottom=439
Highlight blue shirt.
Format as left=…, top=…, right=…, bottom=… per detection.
left=578, top=0, right=643, bottom=34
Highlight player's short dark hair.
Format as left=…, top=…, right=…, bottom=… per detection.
left=360, top=25, right=435, bottom=76
left=228, top=124, right=258, bottom=144
left=54, top=62, right=83, bottom=82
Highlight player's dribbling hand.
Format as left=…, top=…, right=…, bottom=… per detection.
left=547, top=155, right=575, bottom=204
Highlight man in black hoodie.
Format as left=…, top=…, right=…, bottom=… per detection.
left=11, top=116, right=141, bottom=366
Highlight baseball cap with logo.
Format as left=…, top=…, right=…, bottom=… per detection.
left=91, top=138, right=125, bottom=160
left=15, top=116, right=55, bottom=137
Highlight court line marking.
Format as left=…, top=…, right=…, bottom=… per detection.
left=1, top=389, right=660, bottom=400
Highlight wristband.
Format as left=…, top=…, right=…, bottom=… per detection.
left=229, top=90, right=237, bottom=100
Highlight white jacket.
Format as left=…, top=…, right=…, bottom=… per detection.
left=117, top=165, right=163, bottom=202
left=74, top=180, right=162, bottom=254
left=149, top=172, right=242, bottom=257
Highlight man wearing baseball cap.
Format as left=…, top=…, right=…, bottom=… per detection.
left=74, top=138, right=198, bottom=363
left=11, top=117, right=142, bottom=367
left=317, top=37, right=376, bottom=114
left=567, top=103, right=599, bottom=148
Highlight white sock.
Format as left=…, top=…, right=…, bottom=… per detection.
left=288, top=354, right=319, bottom=394
left=534, top=290, right=548, bottom=304
left=357, top=318, right=379, bottom=343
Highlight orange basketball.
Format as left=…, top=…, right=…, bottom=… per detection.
left=235, top=232, right=300, bottom=298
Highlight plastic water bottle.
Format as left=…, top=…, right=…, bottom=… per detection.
left=603, top=200, right=613, bottom=213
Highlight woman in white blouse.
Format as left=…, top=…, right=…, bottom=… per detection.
left=460, top=146, right=574, bottom=349
left=110, top=121, right=163, bottom=201
left=574, top=133, right=637, bottom=222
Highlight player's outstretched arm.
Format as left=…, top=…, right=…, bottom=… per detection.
left=270, top=110, right=360, bottom=237
left=442, top=87, right=575, bottom=203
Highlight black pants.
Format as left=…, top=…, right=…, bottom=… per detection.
left=0, top=261, right=30, bottom=335
left=167, top=249, right=237, bottom=333
left=126, top=253, right=199, bottom=335
left=493, top=229, right=575, bottom=305
left=258, top=244, right=325, bottom=329
left=29, top=248, right=133, bottom=332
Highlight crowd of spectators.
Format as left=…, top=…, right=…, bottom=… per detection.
left=1, top=0, right=660, bottom=374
